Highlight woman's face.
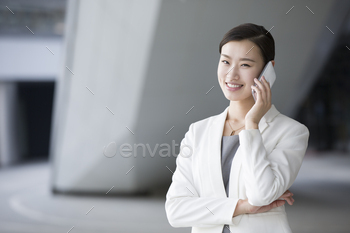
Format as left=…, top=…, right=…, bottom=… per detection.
left=217, top=39, right=265, bottom=102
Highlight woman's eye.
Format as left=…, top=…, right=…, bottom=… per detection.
left=241, top=64, right=250, bottom=67
left=221, top=60, right=229, bottom=65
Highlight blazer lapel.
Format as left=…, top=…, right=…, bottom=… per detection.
left=207, top=106, right=230, bottom=198
left=258, top=104, right=280, bottom=133
left=258, top=118, right=269, bottom=134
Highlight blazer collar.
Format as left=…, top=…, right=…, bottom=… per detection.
left=213, top=104, right=280, bottom=133
left=207, top=104, right=280, bottom=199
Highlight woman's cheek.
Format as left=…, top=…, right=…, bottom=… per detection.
left=218, top=70, right=226, bottom=79
left=247, top=78, right=254, bottom=86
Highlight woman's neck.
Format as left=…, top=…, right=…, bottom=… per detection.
left=227, top=97, right=255, bottom=122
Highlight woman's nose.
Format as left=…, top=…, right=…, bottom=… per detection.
left=226, top=65, right=238, bottom=78
left=226, top=65, right=234, bottom=75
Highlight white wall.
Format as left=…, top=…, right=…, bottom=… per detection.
left=50, top=0, right=162, bottom=193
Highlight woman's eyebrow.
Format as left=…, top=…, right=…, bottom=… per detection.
left=221, top=54, right=232, bottom=59
left=221, top=54, right=256, bottom=62
left=239, top=58, right=256, bottom=63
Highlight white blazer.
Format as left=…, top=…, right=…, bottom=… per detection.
left=165, top=104, right=309, bottom=233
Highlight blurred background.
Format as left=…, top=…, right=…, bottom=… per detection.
left=0, top=0, right=350, bottom=232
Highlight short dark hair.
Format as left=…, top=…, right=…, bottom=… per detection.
left=219, top=23, right=275, bottom=66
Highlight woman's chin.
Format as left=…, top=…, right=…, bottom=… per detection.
left=225, top=97, right=243, bottom=102
left=224, top=93, right=254, bottom=102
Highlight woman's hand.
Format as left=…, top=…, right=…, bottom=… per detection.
left=246, top=190, right=294, bottom=214
left=233, top=190, right=295, bottom=217
left=245, top=76, right=272, bottom=129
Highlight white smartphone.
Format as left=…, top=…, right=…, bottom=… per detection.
left=252, top=61, right=276, bottom=101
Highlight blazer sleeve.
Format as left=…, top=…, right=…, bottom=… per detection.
left=165, top=123, right=240, bottom=228
left=239, top=121, right=309, bottom=206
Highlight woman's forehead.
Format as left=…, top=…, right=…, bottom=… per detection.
left=221, top=40, right=261, bottom=60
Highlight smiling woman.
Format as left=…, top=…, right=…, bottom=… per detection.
left=165, top=23, right=309, bottom=233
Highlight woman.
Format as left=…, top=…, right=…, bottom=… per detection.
left=165, top=23, right=309, bottom=233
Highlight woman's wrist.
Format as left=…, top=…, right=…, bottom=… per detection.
left=245, top=120, right=259, bottom=130
left=232, top=199, right=248, bottom=217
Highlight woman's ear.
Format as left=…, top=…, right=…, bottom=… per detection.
left=271, top=60, right=275, bottom=67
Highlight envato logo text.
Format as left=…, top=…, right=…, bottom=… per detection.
left=103, top=140, right=193, bottom=158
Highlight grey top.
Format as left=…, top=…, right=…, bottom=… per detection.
left=221, top=135, right=240, bottom=233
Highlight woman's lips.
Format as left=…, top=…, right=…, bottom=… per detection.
left=225, top=83, right=243, bottom=91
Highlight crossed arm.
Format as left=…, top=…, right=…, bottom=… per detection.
left=232, top=189, right=294, bottom=217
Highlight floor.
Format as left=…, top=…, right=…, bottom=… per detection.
left=0, top=151, right=350, bottom=233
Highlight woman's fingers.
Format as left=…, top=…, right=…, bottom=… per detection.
left=261, top=76, right=271, bottom=102
left=247, top=191, right=295, bottom=215
left=253, top=78, right=267, bottom=101
left=284, top=190, right=292, bottom=195
left=246, top=76, right=273, bottom=126
left=282, top=196, right=294, bottom=205
left=273, top=200, right=286, bottom=208
left=283, top=190, right=290, bottom=194
left=253, top=77, right=270, bottom=104
left=280, top=190, right=293, bottom=197
left=251, top=85, right=261, bottom=101
left=280, top=192, right=292, bottom=198
left=279, top=190, right=295, bottom=205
